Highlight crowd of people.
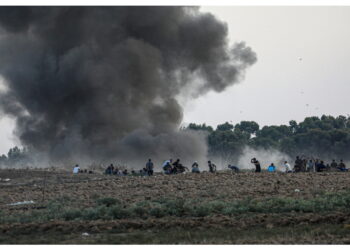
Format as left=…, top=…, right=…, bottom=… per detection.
left=251, top=156, right=349, bottom=173
left=73, top=156, right=348, bottom=176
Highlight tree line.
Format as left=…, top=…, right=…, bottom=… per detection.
left=1, top=114, right=350, bottom=167
left=187, top=115, right=350, bottom=162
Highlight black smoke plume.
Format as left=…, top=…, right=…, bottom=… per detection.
left=0, top=7, right=256, bottom=166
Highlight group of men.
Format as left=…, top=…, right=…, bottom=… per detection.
left=250, top=156, right=348, bottom=173
left=104, top=164, right=129, bottom=176
left=140, top=159, right=219, bottom=175
left=77, top=155, right=348, bottom=176
left=289, top=156, right=348, bottom=172
left=161, top=159, right=189, bottom=174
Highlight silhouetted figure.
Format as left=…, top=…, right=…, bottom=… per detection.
left=146, top=159, right=154, bottom=176
left=316, top=161, right=326, bottom=172
left=294, top=156, right=303, bottom=172
left=228, top=164, right=239, bottom=173
left=330, top=160, right=338, bottom=171
left=208, top=161, right=217, bottom=173
left=251, top=158, right=261, bottom=173
left=338, top=160, right=348, bottom=172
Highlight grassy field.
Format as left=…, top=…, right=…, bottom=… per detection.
left=0, top=169, right=350, bottom=244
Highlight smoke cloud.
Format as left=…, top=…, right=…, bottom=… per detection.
left=0, top=7, right=256, bottom=167
left=237, top=146, right=292, bottom=171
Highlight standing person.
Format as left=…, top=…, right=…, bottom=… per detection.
left=307, top=159, right=314, bottom=172
left=251, top=158, right=261, bottom=173
left=294, top=156, right=302, bottom=172
left=208, top=161, right=216, bottom=173
left=191, top=161, right=200, bottom=173
left=146, top=159, right=154, bottom=176
left=284, top=161, right=292, bottom=173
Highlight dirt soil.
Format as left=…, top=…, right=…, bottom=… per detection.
left=0, top=169, right=350, bottom=244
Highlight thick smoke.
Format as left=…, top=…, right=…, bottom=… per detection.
left=0, top=7, right=256, bottom=167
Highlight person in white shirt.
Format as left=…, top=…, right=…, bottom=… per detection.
left=73, top=164, right=80, bottom=174
left=284, top=161, right=292, bottom=173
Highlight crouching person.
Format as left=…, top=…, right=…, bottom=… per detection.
left=163, top=162, right=172, bottom=175
left=228, top=165, right=239, bottom=173
left=267, top=163, right=276, bottom=172
left=192, top=162, right=200, bottom=173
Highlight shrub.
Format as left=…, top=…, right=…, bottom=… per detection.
left=96, top=197, right=120, bottom=207
left=62, top=209, right=83, bottom=221
left=108, top=205, right=131, bottom=219
left=150, top=205, right=167, bottom=218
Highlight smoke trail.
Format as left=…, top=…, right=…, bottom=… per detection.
left=0, top=7, right=256, bottom=165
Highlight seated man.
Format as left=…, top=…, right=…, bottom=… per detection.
left=163, top=162, right=173, bottom=175
left=316, top=161, right=327, bottom=172
left=284, top=161, right=292, bottom=173
left=192, top=162, right=200, bottom=173
left=338, top=160, right=348, bottom=172
left=267, top=163, right=276, bottom=172
left=73, top=164, right=80, bottom=174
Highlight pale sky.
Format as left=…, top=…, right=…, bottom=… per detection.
left=183, top=6, right=350, bottom=127
left=1, top=6, right=350, bottom=155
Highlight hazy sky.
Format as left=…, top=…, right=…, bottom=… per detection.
left=183, top=6, right=350, bottom=126
left=1, top=6, right=350, bottom=154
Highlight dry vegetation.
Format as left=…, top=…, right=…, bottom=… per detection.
left=0, top=169, right=350, bottom=244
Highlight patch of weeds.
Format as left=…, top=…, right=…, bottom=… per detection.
left=62, top=209, right=83, bottom=221
left=96, top=197, right=121, bottom=207
left=108, top=205, right=132, bottom=219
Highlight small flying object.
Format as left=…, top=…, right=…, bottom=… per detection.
left=306, top=104, right=309, bottom=107
left=299, top=57, right=303, bottom=61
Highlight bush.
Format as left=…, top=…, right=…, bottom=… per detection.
left=108, top=205, right=132, bottom=219
left=132, top=205, right=147, bottom=217
left=62, top=209, right=83, bottom=221
left=150, top=205, right=167, bottom=218
left=96, top=197, right=120, bottom=207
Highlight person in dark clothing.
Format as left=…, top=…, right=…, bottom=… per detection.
left=173, top=159, right=180, bottom=168
left=105, top=164, right=114, bottom=175
left=330, top=160, right=338, bottom=171
left=294, top=156, right=303, bottom=172
left=228, top=164, right=239, bottom=173
left=146, top=159, right=154, bottom=176
left=172, top=159, right=181, bottom=174
left=177, top=164, right=189, bottom=173
left=251, top=158, right=261, bottom=172
left=163, top=162, right=173, bottom=174
left=208, top=161, right=217, bottom=173
left=338, top=160, right=348, bottom=172
left=316, top=160, right=327, bottom=172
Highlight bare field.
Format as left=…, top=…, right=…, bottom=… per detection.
left=1, top=169, right=350, bottom=244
